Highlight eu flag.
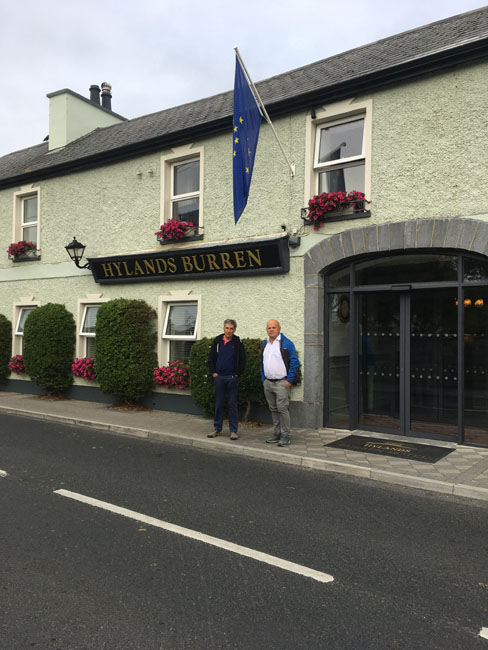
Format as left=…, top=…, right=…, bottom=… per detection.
left=233, top=55, right=261, bottom=223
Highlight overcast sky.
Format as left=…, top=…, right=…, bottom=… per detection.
left=0, top=0, right=486, bottom=157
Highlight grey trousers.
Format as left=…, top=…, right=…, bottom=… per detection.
left=263, top=379, right=291, bottom=437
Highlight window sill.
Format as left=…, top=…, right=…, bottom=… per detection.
left=158, top=234, right=204, bottom=245
left=10, top=253, right=41, bottom=263
left=302, top=209, right=371, bottom=226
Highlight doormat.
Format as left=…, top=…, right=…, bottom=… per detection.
left=324, top=435, right=454, bottom=463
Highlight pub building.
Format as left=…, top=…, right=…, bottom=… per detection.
left=1, top=8, right=488, bottom=447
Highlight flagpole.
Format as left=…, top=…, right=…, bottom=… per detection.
left=234, top=47, right=296, bottom=178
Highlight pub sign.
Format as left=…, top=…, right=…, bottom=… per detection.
left=88, top=237, right=289, bottom=284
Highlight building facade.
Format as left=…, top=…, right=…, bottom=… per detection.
left=1, top=8, right=488, bottom=445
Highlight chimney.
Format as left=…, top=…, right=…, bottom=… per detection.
left=89, top=84, right=101, bottom=104
left=100, top=82, right=112, bottom=111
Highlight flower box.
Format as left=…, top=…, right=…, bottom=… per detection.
left=155, top=219, right=199, bottom=244
left=303, top=191, right=370, bottom=229
left=7, top=240, right=40, bottom=261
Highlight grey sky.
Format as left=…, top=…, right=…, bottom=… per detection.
left=0, top=0, right=486, bottom=157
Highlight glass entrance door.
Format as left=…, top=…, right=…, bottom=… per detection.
left=409, top=289, right=458, bottom=436
left=357, top=289, right=458, bottom=437
left=358, top=292, right=401, bottom=430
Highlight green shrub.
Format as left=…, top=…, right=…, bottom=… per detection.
left=239, top=338, right=266, bottom=420
left=189, top=336, right=266, bottom=420
left=0, top=314, right=12, bottom=383
left=188, top=337, right=214, bottom=415
left=23, top=303, right=75, bottom=394
left=95, top=299, right=157, bottom=404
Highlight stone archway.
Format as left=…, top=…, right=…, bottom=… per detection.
left=301, top=217, right=488, bottom=428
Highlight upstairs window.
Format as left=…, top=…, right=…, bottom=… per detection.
left=161, top=146, right=204, bottom=232
left=171, top=159, right=200, bottom=227
left=13, top=187, right=40, bottom=250
left=315, top=117, right=365, bottom=194
left=162, top=302, right=198, bottom=363
left=21, top=195, right=38, bottom=245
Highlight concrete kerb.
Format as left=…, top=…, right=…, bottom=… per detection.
left=2, top=404, right=488, bottom=502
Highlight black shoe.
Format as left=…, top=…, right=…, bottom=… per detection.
left=277, top=437, right=290, bottom=447
left=265, top=435, right=280, bottom=444
left=208, top=430, right=221, bottom=438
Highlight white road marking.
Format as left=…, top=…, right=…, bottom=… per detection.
left=480, top=627, right=488, bottom=640
left=0, top=470, right=7, bottom=477
left=54, top=489, right=334, bottom=584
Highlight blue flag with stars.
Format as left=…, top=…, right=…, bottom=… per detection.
left=233, top=55, right=261, bottom=223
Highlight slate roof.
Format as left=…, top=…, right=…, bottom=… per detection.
left=1, top=6, right=487, bottom=188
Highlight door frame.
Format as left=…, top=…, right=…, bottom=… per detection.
left=322, top=251, right=485, bottom=445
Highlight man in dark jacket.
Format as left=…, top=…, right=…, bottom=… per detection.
left=208, top=319, right=246, bottom=440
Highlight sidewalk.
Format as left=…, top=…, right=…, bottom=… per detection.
left=1, top=391, right=488, bottom=502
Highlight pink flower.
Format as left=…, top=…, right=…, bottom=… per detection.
left=72, top=357, right=96, bottom=380
left=153, top=361, right=190, bottom=389
left=9, top=355, right=25, bottom=374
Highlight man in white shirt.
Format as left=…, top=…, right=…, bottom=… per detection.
left=260, top=319, right=300, bottom=447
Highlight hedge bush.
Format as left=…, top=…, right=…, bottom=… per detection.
left=23, top=303, right=75, bottom=394
left=189, top=337, right=266, bottom=419
left=95, top=299, right=157, bottom=403
left=188, top=338, right=214, bottom=415
left=0, top=314, right=12, bottom=383
left=239, top=338, right=267, bottom=420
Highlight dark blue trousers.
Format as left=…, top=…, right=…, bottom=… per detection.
left=213, top=375, right=239, bottom=433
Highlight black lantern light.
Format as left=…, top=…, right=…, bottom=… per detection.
left=65, top=236, right=91, bottom=269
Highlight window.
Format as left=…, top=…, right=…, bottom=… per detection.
left=13, top=186, right=40, bottom=248
left=13, top=305, right=38, bottom=354
left=76, top=297, right=108, bottom=359
left=162, top=302, right=198, bottom=363
left=315, top=117, right=365, bottom=194
left=304, top=99, right=372, bottom=204
left=79, top=305, right=100, bottom=357
left=161, top=145, right=204, bottom=230
left=21, top=195, right=38, bottom=244
left=171, top=160, right=200, bottom=226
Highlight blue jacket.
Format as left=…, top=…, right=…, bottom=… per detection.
left=260, top=333, right=300, bottom=383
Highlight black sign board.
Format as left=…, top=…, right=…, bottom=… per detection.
left=87, top=237, right=289, bottom=284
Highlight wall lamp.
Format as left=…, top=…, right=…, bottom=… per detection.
left=65, top=236, right=91, bottom=270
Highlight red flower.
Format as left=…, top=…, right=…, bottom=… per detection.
left=72, top=357, right=96, bottom=380
left=306, top=191, right=365, bottom=230
left=153, top=361, right=190, bottom=389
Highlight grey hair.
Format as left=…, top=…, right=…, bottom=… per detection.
left=224, top=319, right=237, bottom=329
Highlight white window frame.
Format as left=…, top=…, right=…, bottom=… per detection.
left=305, top=98, right=372, bottom=204
left=76, top=296, right=109, bottom=359
left=12, top=300, right=40, bottom=356
left=160, top=145, right=204, bottom=231
left=170, top=159, right=200, bottom=223
left=158, top=291, right=201, bottom=365
left=13, top=185, right=41, bottom=249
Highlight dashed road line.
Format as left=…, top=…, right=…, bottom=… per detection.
left=480, top=627, right=488, bottom=640
left=54, top=488, right=334, bottom=584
